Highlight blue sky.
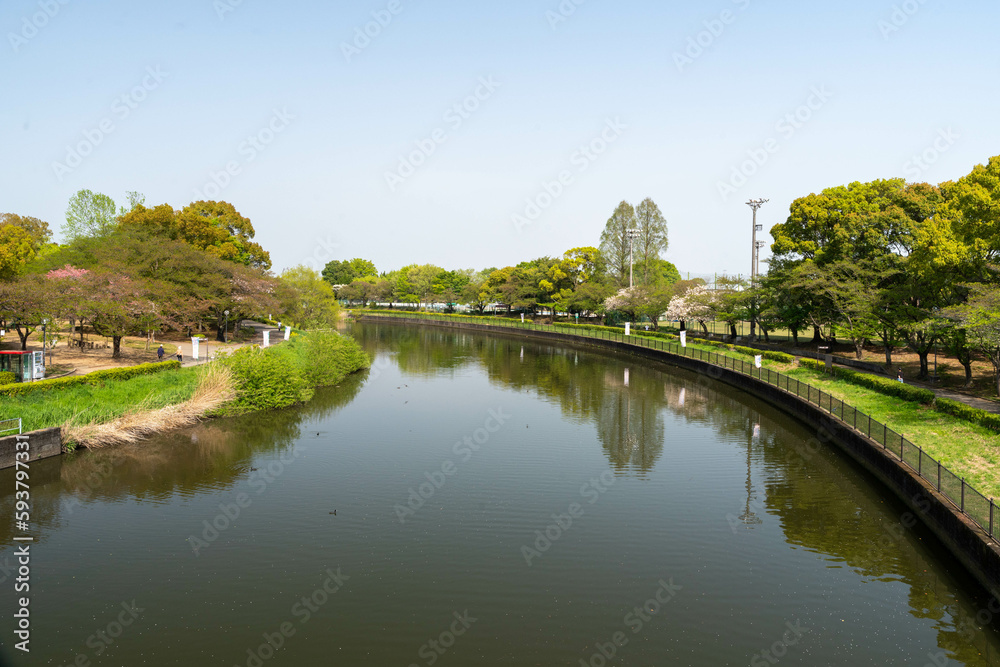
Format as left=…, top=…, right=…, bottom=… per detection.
left=1, top=0, right=997, bottom=278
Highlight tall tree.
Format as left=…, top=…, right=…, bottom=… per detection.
left=122, top=200, right=271, bottom=270
left=599, top=201, right=636, bottom=288
left=63, top=189, right=119, bottom=241
left=0, top=226, right=37, bottom=281
left=0, top=213, right=52, bottom=251
left=278, top=266, right=340, bottom=329
left=634, top=198, right=669, bottom=285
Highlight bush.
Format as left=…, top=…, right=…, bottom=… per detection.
left=934, top=398, right=1000, bottom=433
left=0, top=361, right=180, bottom=397
left=798, top=357, right=936, bottom=404
left=215, top=346, right=312, bottom=416
left=293, top=332, right=370, bottom=387
left=0, top=371, right=15, bottom=385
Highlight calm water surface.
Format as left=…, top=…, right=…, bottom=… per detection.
left=1, top=322, right=999, bottom=666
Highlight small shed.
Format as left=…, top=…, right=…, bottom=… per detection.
left=0, top=351, right=44, bottom=382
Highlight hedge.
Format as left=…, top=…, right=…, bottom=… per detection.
left=934, top=398, right=1000, bottom=433
left=0, top=372, right=15, bottom=385
left=0, top=360, right=181, bottom=397
left=798, top=357, right=936, bottom=404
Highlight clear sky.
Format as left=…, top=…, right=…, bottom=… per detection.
left=1, top=0, right=997, bottom=278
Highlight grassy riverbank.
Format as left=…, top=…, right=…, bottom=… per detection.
left=6, top=366, right=202, bottom=434
left=3, top=330, right=371, bottom=447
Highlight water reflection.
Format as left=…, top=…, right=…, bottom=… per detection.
left=353, top=322, right=1000, bottom=664
left=0, top=370, right=366, bottom=545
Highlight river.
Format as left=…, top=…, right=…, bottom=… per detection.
left=0, top=322, right=997, bottom=666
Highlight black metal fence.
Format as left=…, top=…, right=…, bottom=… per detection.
left=358, top=312, right=998, bottom=542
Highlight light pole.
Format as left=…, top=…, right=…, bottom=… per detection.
left=626, top=228, right=641, bottom=288
left=223, top=310, right=230, bottom=343
left=746, top=198, right=769, bottom=339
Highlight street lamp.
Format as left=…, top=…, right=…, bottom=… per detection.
left=223, top=310, right=230, bottom=343
left=746, top=198, right=769, bottom=339
left=626, top=229, right=641, bottom=288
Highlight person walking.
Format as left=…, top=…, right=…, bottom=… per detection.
left=176, top=346, right=183, bottom=362
left=157, top=344, right=165, bottom=361
left=897, top=369, right=904, bottom=383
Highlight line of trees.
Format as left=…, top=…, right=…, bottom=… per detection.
left=0, top=190, right=339, bottom=358
left=329, top=197, right=687, bottom=329
left=664, top=155, right=1000, bottom=395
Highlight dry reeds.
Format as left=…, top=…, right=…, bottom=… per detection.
left=62, top=364, right=235, bottom=448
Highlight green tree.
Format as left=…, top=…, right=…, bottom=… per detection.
left=278, top=267, right=340, bottom=329
left=634, top=198, right=669, bottom=285
left=0, top=275, right=56, bottom=349
left=63, top=189, right=119, bottom=241
left=0, top=226, right=37, bottom=281
left=321, top=259, right=378, bottom=287
left=122, top=200, right=271, bottom=270
left=599, top=201, right=636, bottom=288
left=0, top=213, right=52, bottom=251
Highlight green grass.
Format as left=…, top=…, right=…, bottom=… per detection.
left=779, top=364, right=1000, bottom=498
left=1, top=367, right=202, bottom=432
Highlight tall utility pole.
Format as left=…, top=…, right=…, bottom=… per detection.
left=626, top=228, right=641, bottom=288
left=746, top=198, right=768, bottom=339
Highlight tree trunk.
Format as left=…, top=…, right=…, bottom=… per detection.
left=884, top=345, right=892, bottom=367
left=917, top=351, right=929, bottom=380
left=811, top=326, right=823, bottom=344
left=112, top=336, right=122, bottom=359
left=963, top=361, right=973, bottom=389
left=700, top=320, right=709, bottom=335
left=854, top=339, right=864, bottom=360
left=679, top=320, right=686, bottom=332
left=729, top=322, right=738, bottom=339
left=791, top=327, right=799, bottom=346
left=761, top=325, right=770, bottom=343
left=16, top=326, right=30, bottom=350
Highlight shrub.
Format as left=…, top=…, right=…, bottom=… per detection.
left=285, top=332, right=370, bottom=387
left=214, top=346, right=312, bottom=416
left=0, top=361, right=180, bottom=397
left=798, top=357, right=936, bottom=404
left=934, top=398, right=1000, bottom=433
left=0, top=371, right=15, bottom=385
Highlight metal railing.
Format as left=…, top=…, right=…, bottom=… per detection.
left=356, top=311, right=998, bottom=542
left=0, top=418, right=22, bottom=436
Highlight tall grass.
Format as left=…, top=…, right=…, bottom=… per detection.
left=2, top=367, right=202, bottom=432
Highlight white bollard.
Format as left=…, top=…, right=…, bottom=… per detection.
left=191, top=337, right=200, bottom=361
left=625, top=322, right=631, bottom=336
left=263, top=330, right=270, bottom=348
left=284, top=326, right=291, bottom=341
left=680, top=331, right=687, bottom=347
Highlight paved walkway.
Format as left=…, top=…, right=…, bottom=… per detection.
left=177, top=321, right=284, bottom=368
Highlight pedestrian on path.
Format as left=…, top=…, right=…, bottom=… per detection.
left=176, top=346, right=183, bottom=363
left=157, top=344, right=164, bottom=361
left=897, top=369, right=904, bottom=383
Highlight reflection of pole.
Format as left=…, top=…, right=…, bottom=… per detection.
left=739, top=420, right=762, bottom=527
